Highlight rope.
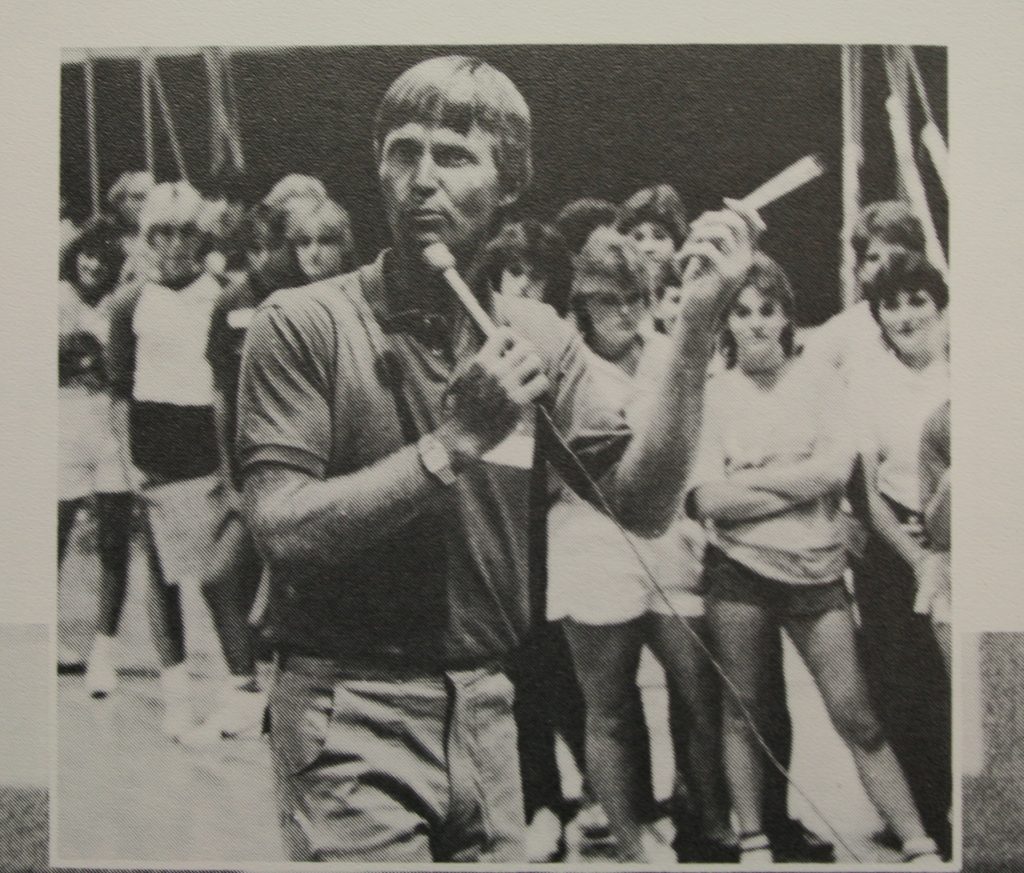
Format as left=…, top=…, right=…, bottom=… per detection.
left=151, top=59, right=189, bottom=183
left=83, top=52, right=100, bottom=218
left=535, top=399, right=865, bottom=862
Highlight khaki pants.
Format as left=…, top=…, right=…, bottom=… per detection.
left=269, top=655, right=526, bottom=862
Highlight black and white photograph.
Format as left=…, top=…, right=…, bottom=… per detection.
left=51, top=40, right=958, bottom=868
left=2, top=2, right=1023, bottom=871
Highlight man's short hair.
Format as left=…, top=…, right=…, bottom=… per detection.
left=373, top=55, right=532, bottom=198
left=851, top=200, right=925, bottom=264
left=617, top=184, right=688, bottom=249
left=553, top=198, right=618, bottom=255
left=863, top=251, right=949, bottom=321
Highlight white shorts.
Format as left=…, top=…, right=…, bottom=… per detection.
left=59, top=389, right=130, bottom=501
left=546, top=498, right=705, bottom=625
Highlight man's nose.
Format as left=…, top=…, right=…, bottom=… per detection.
left=411, top=153, right=440, bottom=191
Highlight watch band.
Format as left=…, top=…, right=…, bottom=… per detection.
left=418, top=433, right=457, bottom=486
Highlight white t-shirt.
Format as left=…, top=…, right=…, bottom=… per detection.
left=132, top=274, right=220, bottom=406
left=689, top=354, right=854, bottom=585
left=848, top=347, right=949, bottom=512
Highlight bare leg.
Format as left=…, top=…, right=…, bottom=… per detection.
left=706, top=596, right=777, bottom=841
left=648, top=613, right=732, bottom=843
left=142, top=514, right=185, bottom=668
left=785, top=606, right=930, bottom=846
left=565, top=618, right=657, bottom=861
left=94, top=492, right=133, bottom=636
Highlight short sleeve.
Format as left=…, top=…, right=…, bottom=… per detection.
left=104, top=284, right=142, bottom=400
left=542, top=332, right=633, bottom=495
left=235, top=299, right=336, bottom=480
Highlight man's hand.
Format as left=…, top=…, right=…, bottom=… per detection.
left=675, top=201, right=762, bottom=329
left=438, top=327, right=549, bottom=463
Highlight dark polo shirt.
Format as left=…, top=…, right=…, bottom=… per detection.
left=235, top=251, right=632, bottom=669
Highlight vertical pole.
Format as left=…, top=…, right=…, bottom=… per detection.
left=141, top=49, right=155, bottom=173
left=840, top=45, right=863, bottom=308
left=84, top=52, right=101, bottom=218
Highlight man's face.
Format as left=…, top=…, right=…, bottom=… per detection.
left=378, top=122, right=506, bottom=264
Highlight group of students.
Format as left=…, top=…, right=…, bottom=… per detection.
left=58, top=166, right=951, bottom=864
left=58, top=169, right=356, bottom=742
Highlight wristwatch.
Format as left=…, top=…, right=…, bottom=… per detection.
left=418, top=433, right=457, bottom=486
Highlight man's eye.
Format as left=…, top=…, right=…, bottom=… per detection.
left=761, top=303, right=776, bottom=317
left=734, top=306, right=751, bottom=317
left=436, top=148, right=473, bottom=168
left=387, top=141, right=420, bottom=164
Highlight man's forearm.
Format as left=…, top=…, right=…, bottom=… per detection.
left=731, top=453, right=852, bottom=504
left=243, top=429, right=462, bottom=567
left=691, top=481, right=792, bottom=524
left=607, top=319, right=718, bottom=536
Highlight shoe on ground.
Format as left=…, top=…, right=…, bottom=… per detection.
left=873, top=823, right=903, bottom=851
left=739, top=832, right=774, bottom=867
left=675, top=834, right=740, bottom=863
left=180, top=681, right=267, bottom=747
left=767, top=817, right=836, bottom=862
left=574, top=800, right=612, bottom=841
left=903, top=836, right=942, bottom=866
left=85, top=634, right=118, bottom=698
left=640, top=824, right=677, bottom=865
left=526, top=807, right=565, bottom=862
left=159, top=663, right=194, bottom=742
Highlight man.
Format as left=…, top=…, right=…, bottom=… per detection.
left=236, top=55, right=756, bottom=862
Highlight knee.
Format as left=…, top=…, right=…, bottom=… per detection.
left=830, top=697, right=885, bottom=751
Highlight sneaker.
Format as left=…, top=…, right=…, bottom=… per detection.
left=160, top=663, right=194, bottom=741
left=767, top=817, right=836, bottom=862
left=739, top=832, right=774, bottom=867
left=180, top=680, right=266, bottom=747
left=85, top=634, right=118, bottom=698
left=526, top=807, right=565, bottom=862
left=639, top=823, right=676, bottom=865
left=903, top=836, right=941, bottom=866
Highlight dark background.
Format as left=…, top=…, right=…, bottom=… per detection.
left=60, top=45, right=947, bottom=326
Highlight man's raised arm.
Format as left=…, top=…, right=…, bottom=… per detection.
left=599, top=208, right=758, bottom=536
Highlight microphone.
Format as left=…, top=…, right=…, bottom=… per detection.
left=421, top=243, right=500, bottom=340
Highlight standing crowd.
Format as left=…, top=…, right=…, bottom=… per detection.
left=58, top=55, right=951, bottom=866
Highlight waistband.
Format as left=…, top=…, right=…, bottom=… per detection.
left=276, top=646, right=507, bottom=681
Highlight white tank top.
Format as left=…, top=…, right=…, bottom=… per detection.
left=132, top=274, right=219, bottom=406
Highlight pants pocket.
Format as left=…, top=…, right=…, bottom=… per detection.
left=270, top=668, right=334, bottom=776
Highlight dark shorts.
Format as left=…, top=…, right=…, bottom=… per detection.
left=704, top=546, right=848, bottom=619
